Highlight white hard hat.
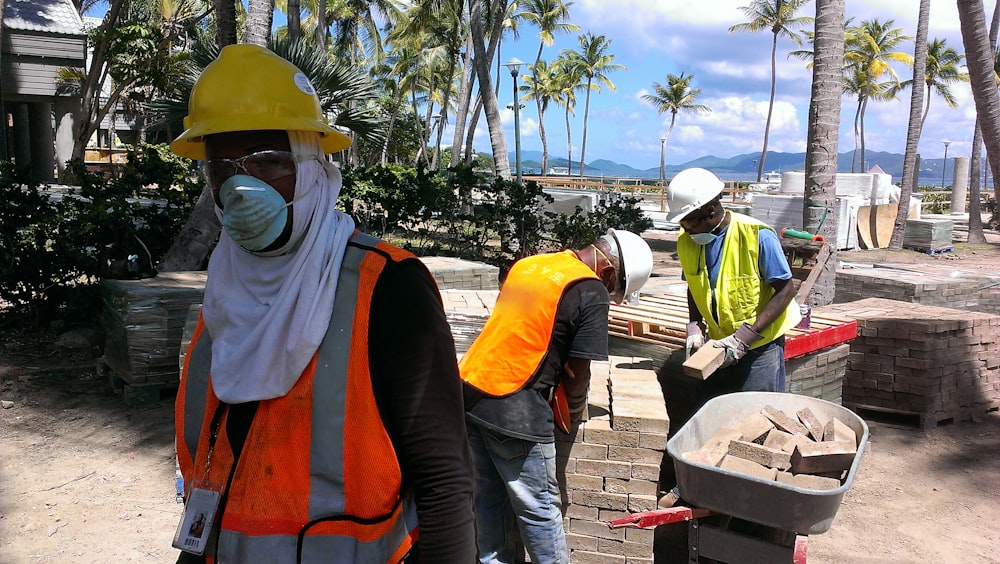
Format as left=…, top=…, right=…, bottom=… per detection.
left=605, top=229, right=653, bottom=305
left=666, top=168, right=725, bottom=223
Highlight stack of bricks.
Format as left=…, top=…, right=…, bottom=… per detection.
left=420, top=256, right=499, bottom=291
left=835, top=265, right=1000, bottom=315
left=785, top=342, right=851, bottom=404
left=822, top=297, right=1000, bottom=428
left=556, top=356, right=668, bottom=563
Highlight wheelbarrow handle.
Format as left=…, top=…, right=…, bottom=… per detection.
left=607, top=506, right=715, bottom=529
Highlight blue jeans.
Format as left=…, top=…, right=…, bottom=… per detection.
left=699, top=337, right=786, bottom=404
left=467, top=422, right=568, bottom=564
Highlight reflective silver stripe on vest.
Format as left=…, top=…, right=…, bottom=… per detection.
left=215, top=500, right=418, bottom=563
left=182, top=331, right=212, bottom=470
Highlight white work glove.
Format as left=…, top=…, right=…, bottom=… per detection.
left=685, top=321, right=705, bottom=359
left=712, top=323, right=763, bottom=368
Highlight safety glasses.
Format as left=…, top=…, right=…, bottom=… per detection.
left=679, top=206, right=716, bottom=230
left=203, top=150, right=299, bottom=188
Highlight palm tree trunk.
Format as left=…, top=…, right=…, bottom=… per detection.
left=450, top=33, right=476, bottom=168
left=464, top=94, right=484, bottom=165
left=967, top=0, right=1000, bottom=240
left=579, top=76, right=593, bottom=177
left=287, top=0, right=302, bottom=41
left=157, top=184, right=221, bottom=272
left=469, top=0, right=512, bottom=178
left=214, top=0, right=237, bottom=48
left=564, top=106, right=572, bottom=175
left=889, top=0, right=928, bottom=249
left=757, top=31, right=779, bottom=183
left=851, top=97, right=862, bottom=172
left=803, top=0, right=845, bottom=306
left=958, top=0, right=1000, bottom=207
left=859, top=94, right=869, bottom=172
left=245, top=0, right=273, bottom=47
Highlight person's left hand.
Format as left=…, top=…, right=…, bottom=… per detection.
left=714, top=323, right=763, bottom=368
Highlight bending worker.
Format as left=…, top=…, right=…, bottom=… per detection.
left=170, top=45, right=475, bottom=562
left=459, top=230, right=653, bottom=564
left=667, top=167, right=801, bottom=400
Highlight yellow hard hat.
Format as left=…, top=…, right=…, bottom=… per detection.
left=170, top=44, right=352, bottom=160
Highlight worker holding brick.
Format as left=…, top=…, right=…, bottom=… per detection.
left=459, top=230, right=652, bottom=564
left=667, top=168, right=802, bottom=400
left=168, top=45, right=475, bottom=562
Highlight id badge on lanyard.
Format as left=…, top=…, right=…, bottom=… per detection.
left=172, top=480, right=223, bottom=555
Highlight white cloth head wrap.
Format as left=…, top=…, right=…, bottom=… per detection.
left=202, top=131, right=356, bottom=403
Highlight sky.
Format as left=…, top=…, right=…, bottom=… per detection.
left=479, top=0, right=981, bottom=172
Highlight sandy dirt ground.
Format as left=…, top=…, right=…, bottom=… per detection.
left=2, top=224, right=999, bottom=563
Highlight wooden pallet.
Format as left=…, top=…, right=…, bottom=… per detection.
left=845, top=401, right=1000, bottom=431
left=610, top=294, right=857, bottom=360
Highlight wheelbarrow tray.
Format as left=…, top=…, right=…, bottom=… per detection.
left=666, top=392, right=868, bottom=535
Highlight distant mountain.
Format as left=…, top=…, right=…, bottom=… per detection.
left=514, top=150, right=951, bottom=184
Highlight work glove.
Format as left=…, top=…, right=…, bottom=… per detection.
left=685, top=321, right=706, bottom=359
left=712, top=323, right=764, bottom=368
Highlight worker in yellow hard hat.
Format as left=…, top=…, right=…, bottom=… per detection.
left=169, top=44, right=475, bottom=563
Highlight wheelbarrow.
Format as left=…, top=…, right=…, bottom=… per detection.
left=608, top=392, right=869, bottom=563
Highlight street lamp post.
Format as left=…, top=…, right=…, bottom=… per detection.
left=941, top=140, right=951, bottom=189
left=504, top=58, right=525, bottom=184
left=659, top=136, right=667, bottom=185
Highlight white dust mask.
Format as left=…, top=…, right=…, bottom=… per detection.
left=218, top=175, right=290, bottom=251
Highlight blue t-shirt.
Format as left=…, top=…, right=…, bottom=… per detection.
left=697, top=226, right=792, bottom=288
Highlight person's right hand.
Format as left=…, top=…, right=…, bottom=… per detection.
left=685, top=321, right=705, bottom=359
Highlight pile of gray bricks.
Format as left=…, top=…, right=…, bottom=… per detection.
left=823, top=297, right=1000, bottom=429
left=835, top=264, right=1000, bottom=315
left=421, top=256, right=499, bottom=291
left=556, top=356, right=668, bottom=564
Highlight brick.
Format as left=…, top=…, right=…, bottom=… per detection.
left=631, top=463, right=660, bottom=481
left=638, top=432, right=668, bottom=451
left=605, top=478, right=658, bottom=496
left=609, top=445, right=663, bottom=464
left=790, top=440, right=857, bottom=474
left=727, top=440, right=792, bottom=470
left=719, top=454, right=778, bottom=481
left=570, top=550, right=625, bottom=564
left=624, top=527, right=655, bottom=544
left=780, top=433, right=814, bottom=454
left=565, top=504, right=599, bottom=521
left=572, top=490, right=629, bottom=511
left=702, top=426, right=743, bottom=449
left=568, top=442, right=610, bottom=460
left=570, top=517, right=625, bottom=540
left=598, top=538, right=653, bottom=558
left=583, top=419, right=640, bottom=447
left=761, top=405, right=811, bottom=436
left=565, top=532, right=598, bottom=551
left=576, top=458, right=632, bottom=480
left=822, top=417, right=857, bottom=445
left=565, top=473, right=604, bottom=492
left=795, top=407, right=826, bottom=440
left=627, top=494, right=658, bottom=513
left=733, top=412, right=776, bottom=443
left=776, top=471, right=842, bottom=490
left=682, top=446, right=726, bottom=467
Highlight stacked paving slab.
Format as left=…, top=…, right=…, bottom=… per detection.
left=556, top=357, right=668, bottom=564
left=823, top=297, right=1000, bottom=429
left=836, top=264, right=1000, bottom=315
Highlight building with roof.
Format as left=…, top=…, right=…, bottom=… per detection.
left=1, top=0, right=87, bottom=181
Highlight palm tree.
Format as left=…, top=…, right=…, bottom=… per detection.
left=967, top=0, right=1000, bottom=239
left=551, top=52, right=583, bottom=175
left=958, top=0, right=1000, bottom=221
left=729, top=0, right=810, bottom=182
left=562, top=32, right=624, bottom=177
left=888, top=0, right=929, bottom=251
left=844, top=18, right=912, bottom=172
left=518, top=0, right=578, bottom=173
left=641, top=72, right=710, bottom=180
left=245, top=0, right=274, bottom=47
left=802, top=0, right=844, bottom=305
left=899, top=38, right=969, bottom=134
left=520, top=60, right=561, bottom=175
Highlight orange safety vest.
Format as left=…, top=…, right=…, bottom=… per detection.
left=175, top=232, right=418, bottom=563
left=459, top=250, right=598, bottom=396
